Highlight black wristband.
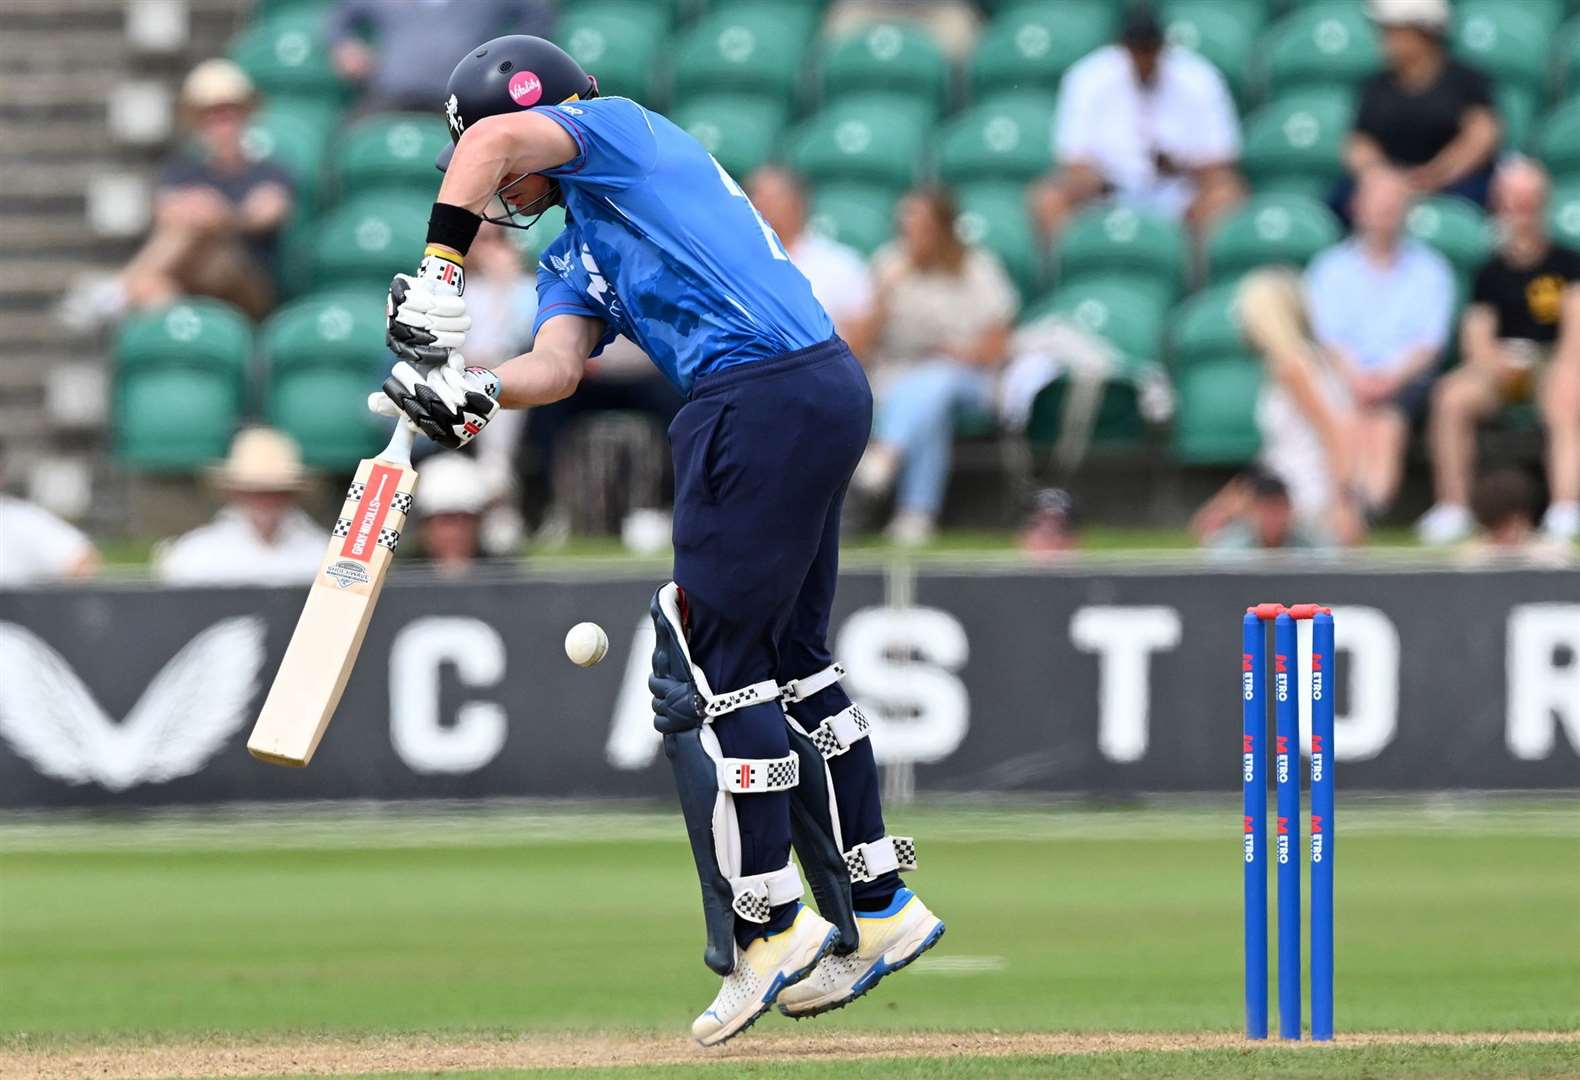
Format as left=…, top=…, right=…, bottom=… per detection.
left=426, top=202, right=482, bottom=257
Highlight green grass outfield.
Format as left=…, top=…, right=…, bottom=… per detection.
left=1, top=799, right=1576, bottom=1078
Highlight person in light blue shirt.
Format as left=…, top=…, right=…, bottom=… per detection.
left=1303, top=167, right=1456, bottom=515
left=366, top=36, right=945, bottom=1048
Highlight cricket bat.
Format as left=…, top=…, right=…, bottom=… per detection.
left=247, top=422, right=418, bottom=767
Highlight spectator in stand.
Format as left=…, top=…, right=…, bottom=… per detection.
left=1192, top=467, right=1325, bottom=552
left=154, top=428, right=324, bottom=586
left=850, top=186, right=1018, bottom=546
left=1303, top=167, right=1455, bottom=518
left=1343, top=0, right=1500, bottom=209
left=413, top=453, right=489, bottom=576
left=1419, top=160, right=1580, bottom=545
left=822, top=0, right=980, bottom=58
left=1231, top=271, right=1364, bottom=546
left=747, top=165, right=875, bottom=357
left=1018, top=487, right=1082, bottom=557
left=0, top=481, right=100, bottom=587
left=327, top=0, right=554, bottom=114
left=61, top=60, right=293, bottom=328
left=1032, top=6, right=1243, bottom=240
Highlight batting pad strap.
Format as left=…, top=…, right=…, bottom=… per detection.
left=780, top=663, right=846, bottom=703
left=809, top=704, right=871, bottom=760
left=716, top=753, right=799, bottom=794
left=704, top=679, right=782, bottom=718
left=730, top=862, right=805, bottom=923
left=844, top=836, right=917, bottom=883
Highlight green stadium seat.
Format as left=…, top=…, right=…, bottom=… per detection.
left=807, top=183, right=899, bottom=255
left=669, top=95, right=789, bottom=180
left=1167, top=284, right=1261, bottom=464
left=1452, top=2, right=1550, bottom=97
left=968, top=1, right=1117, bottom=100
left=1241, top=89, right=1354, bottom=200
left=242, top=102, right=337, bottom=215
left=1159, top=0, right=1263, bottom=104
left=311, top=193, right=431, bottom=290
left=1405, top=196, right=1492, bottom=281
left=228, top=10, right=349, bottom=103
left=672, top=5, right=817, bottom=102
left=557, top=8, right=664, bottom=105
left=1168, top=280, right=1246, bottom=366
left=1020, top=275, right=1171, bottom=449
left=1028, top=275, right=1170, bottom=363
left=113, top=300, right=253, bottom=471
left=934, top=93, right=1057, bottom=186
left=260, top=289, right=390, bottom=468
left=820, top=22, right=951, bottom=113
left=1537, top=98, right=1580, bottom=181
left=784, top=94, right=930, bottom=189
left=1205, top=194, right=1342, bottom=283
left=1556, top=17, right=1580, bottom=101
left=955, top=182, right=1042, bottom=300
left=332, top=114, right=449, bottom=203
left=1258, top=3, right=1380, bottom=97
left=558, top=0, right=672, bottom=42
left=1056, top=204, right=1188, bottom=300
left=1497, top=85, right=1536, bottom=155
left=1171, top=356, right=1264, bottom=463
left=1546, top=180, right=1580, bottom=247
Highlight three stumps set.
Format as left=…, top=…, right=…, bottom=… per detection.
left=1242, top=602, right=1334, bottom=1041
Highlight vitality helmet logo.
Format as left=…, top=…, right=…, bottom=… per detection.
left=508, top=70, right=543, bottom=107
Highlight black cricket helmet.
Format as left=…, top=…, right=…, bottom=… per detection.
left=437, top=35, right=598, bottom=226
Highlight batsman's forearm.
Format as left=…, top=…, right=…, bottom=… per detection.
left=493, top=347, right=584, bottom=407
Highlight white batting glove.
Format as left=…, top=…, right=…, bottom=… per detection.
left=369, top=356, right=501, bottom=450
left=386, top=253, right=470, bottom=367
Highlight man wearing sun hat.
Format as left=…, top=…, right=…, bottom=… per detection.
left=62, top=58, right=295, bottom=330
left=154, top=428, right=324, bottom=586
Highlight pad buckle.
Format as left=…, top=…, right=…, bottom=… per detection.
left=844, top=836, right=917, bottom=883
left=780, top=663, right=846, bottom=703
left=704, top=678, right=782, bottom=718
left=731, top=862, right=805, bottom=922
left=808, top=704, right=871, bottom=760
left=717, top=753, right=799, bottom=794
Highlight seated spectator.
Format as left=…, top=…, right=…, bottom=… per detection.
left=0, top=482, right=99, bottom=587
left=748, top=165, right=876, bottom=357
left=1304, top=167, right=1454, bottom=517
left=63, top=61, right=293, bottom=328
left=1234, top=271, right=1365, bottom=546
left=1018, top=487, right=1082, bottom=557
left=851, top=187, right=1018, bottom=545
left=413, top=453, right=488, bottom=576
left=328, top=0, right=553, bottom=114
left=154, top=428, right=324, bottom=586
left=1032, top=7, right=1243, bottom=240
left=1420, top=160, right=1580, bottom=545
left=1192, top=467, right=1326, bottom=552
left=1343, top=0, right=1500, bottom=209
left=822, top=0, right=980, bottom=59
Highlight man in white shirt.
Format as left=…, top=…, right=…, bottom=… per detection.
left=1033, top=7, right=1244, bottom=238
left=0, top=492, right=99, bottom=587
left=154, top=427, right=326, bottom=586
left=748, top=165, right=876, bottom=358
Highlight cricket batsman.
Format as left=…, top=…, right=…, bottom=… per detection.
left=369, top=36, right=945, bottom=1046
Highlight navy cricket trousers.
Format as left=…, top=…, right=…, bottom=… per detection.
left=668, top=337, right=901, bottom=946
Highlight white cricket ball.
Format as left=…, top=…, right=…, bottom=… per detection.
left=564, top=621, right=609, bottom=667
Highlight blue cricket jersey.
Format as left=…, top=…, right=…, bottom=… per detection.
left=528, top=97, right=834, bottom=396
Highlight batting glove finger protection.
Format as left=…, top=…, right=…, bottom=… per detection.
left=386, top=256, right=471, bottom=366
left=379, top=359, right=500, bottom=450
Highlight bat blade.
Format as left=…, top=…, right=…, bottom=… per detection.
left=247, top=432, right=417, bottom=767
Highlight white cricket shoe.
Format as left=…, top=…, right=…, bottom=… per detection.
left=776, top=888, right=945, bottom=1018
left=690, top=905, right=838, bottom=1047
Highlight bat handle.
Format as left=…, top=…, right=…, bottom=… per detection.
left=379, top=420, right=416, bottom=466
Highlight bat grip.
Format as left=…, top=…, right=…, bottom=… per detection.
left=379, top=420, right=416, bottom=466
